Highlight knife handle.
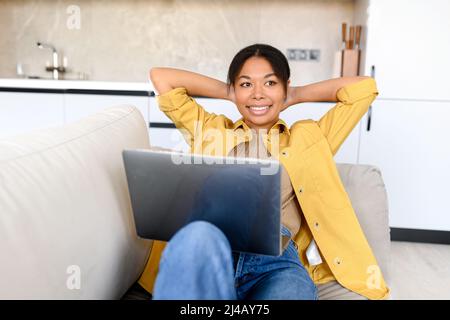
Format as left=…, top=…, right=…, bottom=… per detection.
left=349, top=26, right=354, bottom=49
left=341, top=23, right=347, bottom=49
left=355, top=25, right=362, bottom=49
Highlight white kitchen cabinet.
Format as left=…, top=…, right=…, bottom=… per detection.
left=0, top=89, right=150, bottom=140
left=365, top=0, right=450, bottom=100
left=0, top=91, right=64, bottom=138
left=359, top=99, right=450, bottom=231
left=148, top=128, right=190, bottom=153
left=360, top=0, right=450, bottom=235
left=64, top=93, right=149, bottom=125
left=149, top=96, right=360, bottom=163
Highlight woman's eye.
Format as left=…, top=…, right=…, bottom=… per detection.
left=240, top=82, right=251, bottom=88
left=266, top=80, right=277, bottom=86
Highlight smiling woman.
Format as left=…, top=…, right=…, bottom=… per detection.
left=226, top=44, right=291, bottom=130
left=145, top=44, right=387, bottom=300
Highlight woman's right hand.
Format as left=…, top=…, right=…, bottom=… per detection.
left=227, top=85, right=236, bottom=104
left=281, top=86, right=297, bottom=111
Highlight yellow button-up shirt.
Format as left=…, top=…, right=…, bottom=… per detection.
left=138, top=78, right=390, bottom=300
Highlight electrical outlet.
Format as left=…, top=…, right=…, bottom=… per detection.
left=309, top=49, right=320, bottom=61
left=287, top=49, right=308, bottom=61
left=286, top=48, right=320, bottom=62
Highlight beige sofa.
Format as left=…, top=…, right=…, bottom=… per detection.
left=0, top=105, right=391, bottom=299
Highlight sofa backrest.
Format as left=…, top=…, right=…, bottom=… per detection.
left=0, top=105, right=152, bottom=299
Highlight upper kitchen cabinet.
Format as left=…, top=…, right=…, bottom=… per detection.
left=364, top=0, right=450, bottom=100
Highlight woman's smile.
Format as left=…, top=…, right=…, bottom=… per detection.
left=246, top=104, right=273, bottom=116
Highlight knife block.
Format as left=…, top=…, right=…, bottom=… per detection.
left=341, top=49, right=361, bottom=76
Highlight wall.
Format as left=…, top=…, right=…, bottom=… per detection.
left=0, top=0, right=359, bottom=85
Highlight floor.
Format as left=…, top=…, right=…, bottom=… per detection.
left=389, top=241, right=450, bottom=300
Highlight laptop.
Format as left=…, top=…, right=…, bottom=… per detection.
left=122, top=149, right=281, bottom=256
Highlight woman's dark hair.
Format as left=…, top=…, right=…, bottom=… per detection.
left=227, top=43, right=290, bottom=94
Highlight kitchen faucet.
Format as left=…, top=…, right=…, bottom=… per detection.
left=36, top=41, right=66, bottom=80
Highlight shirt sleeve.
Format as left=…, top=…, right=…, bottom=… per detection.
left=157, top=87, right=230, bottom=147
left=317, top=77, right=379, bottom=155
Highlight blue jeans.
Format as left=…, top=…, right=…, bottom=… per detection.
left=153, top=221, right=318, bottom=300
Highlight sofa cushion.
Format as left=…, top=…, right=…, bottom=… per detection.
left=0, top=105, right=152, bottom=299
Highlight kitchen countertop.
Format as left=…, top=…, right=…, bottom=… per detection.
left=0, top=78, right=155, bottom=96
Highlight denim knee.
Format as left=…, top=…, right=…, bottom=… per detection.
left=155, top=221, right=237, bottom=300
left=169, top=221, right=232, bottom=256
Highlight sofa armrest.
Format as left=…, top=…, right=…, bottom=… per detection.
left=336, top=163, right=391, bottom=285
left=0, top=105, right=152, bottom=299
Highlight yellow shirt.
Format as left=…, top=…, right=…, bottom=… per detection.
left=228, top=130, right=301, bottom=252
left=139, top=78, right=390, bottom=300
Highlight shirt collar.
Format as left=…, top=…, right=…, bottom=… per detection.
left=232, top=118, right=290, bottom=135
